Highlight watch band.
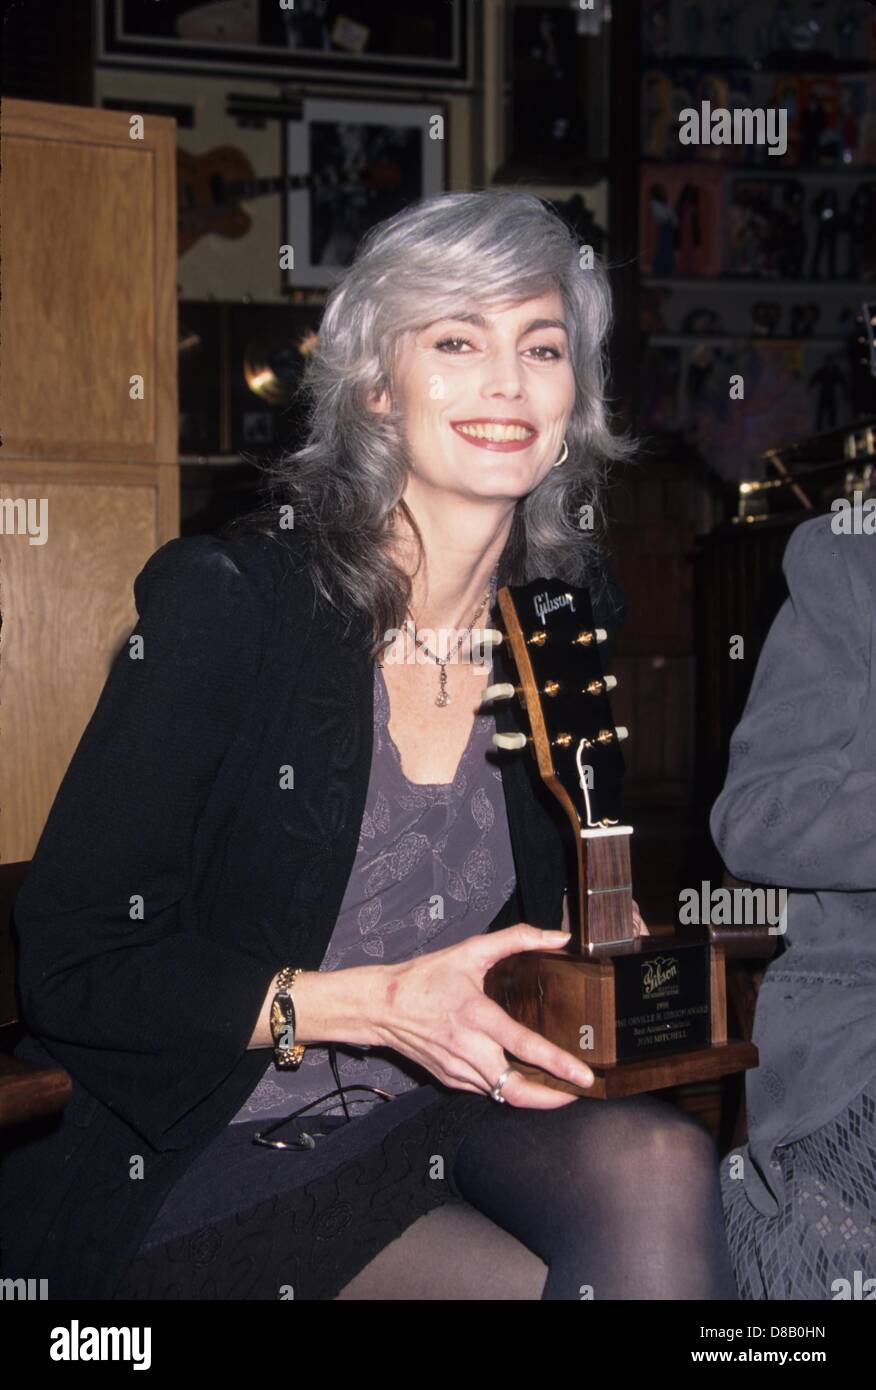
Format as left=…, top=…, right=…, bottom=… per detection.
left=270, top=966, right=306, bottom=1069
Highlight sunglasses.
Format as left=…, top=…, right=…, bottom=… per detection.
left=252, top=1042, right=398, bottom=1150
left=252, top=1083, right=396, bottom=1150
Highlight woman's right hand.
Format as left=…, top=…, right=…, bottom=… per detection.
left=369, top=924, right=595, bottom=1108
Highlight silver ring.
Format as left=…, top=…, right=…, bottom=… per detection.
left=489, top=1066, right=514, bottom=1103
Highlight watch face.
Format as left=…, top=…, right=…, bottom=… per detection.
left=270, top=998, right=287, bottom=1040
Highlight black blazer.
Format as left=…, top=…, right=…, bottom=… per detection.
left=0, top=527, right=625, bottom=1299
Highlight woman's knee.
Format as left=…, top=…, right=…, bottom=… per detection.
left=561, top=1095, right=719, bottom=1186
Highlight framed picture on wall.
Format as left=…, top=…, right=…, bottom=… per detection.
left=490, top=0, right=613, bottom=183
left=97, top=0, right=474, bottom=87
left=283, top=97, right=447, bottom=289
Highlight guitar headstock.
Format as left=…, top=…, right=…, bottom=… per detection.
left=489, top=577, right=628, bottom=838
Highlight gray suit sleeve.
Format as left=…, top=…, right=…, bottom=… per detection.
left=710, top=513, right=876, bottom=890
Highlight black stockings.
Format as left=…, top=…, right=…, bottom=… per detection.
left=450, top=1092, right=739, bottom=1300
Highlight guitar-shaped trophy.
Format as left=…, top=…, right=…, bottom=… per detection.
left=481, top=577, right=759, bottom=1099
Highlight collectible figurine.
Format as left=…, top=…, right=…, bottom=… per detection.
left=800, top=93, right=828, bottom=164
left=675, top=184, right=703, bottom=275
left=808, top=352, right=847, bottom=431
left=789, top=303, right=821, bottom=337
left=809, top=187, right=840, bottom=279
left=686, top=342, right=718, bottom=399
left=839, top=83, right=861, bottom=165
left=846, top=182, right=876, bottom=280
left=642, top=0, right=670, bottom=58
left=684, top=3, right=706, bottom=55
left=649, top=184, right=679, bottom=275
left=715, top=0, right=748, bottom=58
left=681, top=307, right=724, bottom=335
left=751, top=302, right=783, bottom=336
left=835, top=1, right=862, bottom=62
left=728, top=180, right=773, bottom=275
left=642, top=71, right=676, bottom=159
left=767, top=0, right=793, bottom=53
left=789, top=0, right=826, bottom=53
left=777, top=180, right=807, bottom=279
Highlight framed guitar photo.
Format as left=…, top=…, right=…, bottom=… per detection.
left=97, top=0, right=474, bottom=88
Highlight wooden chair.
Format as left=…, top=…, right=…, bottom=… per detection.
left=0, top=861, right=72, bottom=1128
left=716, top=872, right=783, bottom=1151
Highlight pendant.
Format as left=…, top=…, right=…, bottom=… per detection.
left=436, top=667, right=450, bottom=706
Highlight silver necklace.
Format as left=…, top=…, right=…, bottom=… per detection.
left=405, top=568, right=498, bottom=707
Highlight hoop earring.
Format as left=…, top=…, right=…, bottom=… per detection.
left=552, top=439, right=569, bottom=467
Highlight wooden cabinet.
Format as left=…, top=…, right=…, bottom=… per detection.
left=0, top=100, right=178, bottom=859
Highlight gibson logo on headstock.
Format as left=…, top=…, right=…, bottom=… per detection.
left=533, top=590, right=576, bottom=625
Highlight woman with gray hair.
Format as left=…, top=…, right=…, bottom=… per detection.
left=2, top=191, right=737, bottom=1301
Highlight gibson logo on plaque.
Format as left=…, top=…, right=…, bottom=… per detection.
left=642, top=956, right=678, bottom=996
left=614, top=948, right=711, bottom=1064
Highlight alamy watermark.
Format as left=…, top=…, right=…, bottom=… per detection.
left=381, top=624, right=496, bottom=666
left=830, top=491, right=876, bottom=534
left=831, top=1271, right=875, bottom=1299
left=0, top=496, right=48, bottom=545
left=49, top=1320, right=151, bottom=1369
left=679, top=880, right=788, bottom=934
left=0, top=1276, right=48, bottom=1299
left=679, top=103, right=788, bottom=158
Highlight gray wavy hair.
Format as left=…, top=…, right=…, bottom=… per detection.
left=229, top=189, right=635, bottom=658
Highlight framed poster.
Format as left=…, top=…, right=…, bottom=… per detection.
left=493, top=0, right=612, bottom=183
left=97, top=0, right=474, bottom=88
left=283, top=97, right=447, bottom=288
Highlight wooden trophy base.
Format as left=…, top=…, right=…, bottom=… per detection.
left=484, top=939, right=759, bottom=1100
left=501, top=1041, right=759, bottom=1100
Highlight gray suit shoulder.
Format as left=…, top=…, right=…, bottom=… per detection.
left=782, top=508, right=874, bottom=612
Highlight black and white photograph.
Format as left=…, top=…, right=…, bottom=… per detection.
left=284, top=98, right=447, bottom=286
left=498, top=0, right=612, bottom=181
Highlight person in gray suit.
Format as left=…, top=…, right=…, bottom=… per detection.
left=711, top=509, right=876, bottom=1300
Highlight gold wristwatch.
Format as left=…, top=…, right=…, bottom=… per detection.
left=270, top=966, right=306, bottom=1069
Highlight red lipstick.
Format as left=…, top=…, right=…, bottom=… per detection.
left=450, top=418, right=539, bottom=453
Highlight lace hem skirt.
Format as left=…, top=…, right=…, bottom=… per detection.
left=721, top=1075, right=876, bottom=1300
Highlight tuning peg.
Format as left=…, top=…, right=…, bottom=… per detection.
left=584, top=674, right=618, bottom=695
left=615, top=726, right=628, bottom=741
left=573, top=628, right=608, bottom=647
left=492, top=732, right=528, bottom=751
left=482, top=682, right=516, bottom=703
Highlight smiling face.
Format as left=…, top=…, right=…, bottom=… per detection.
left=372, top=290, right=576, bottom=505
